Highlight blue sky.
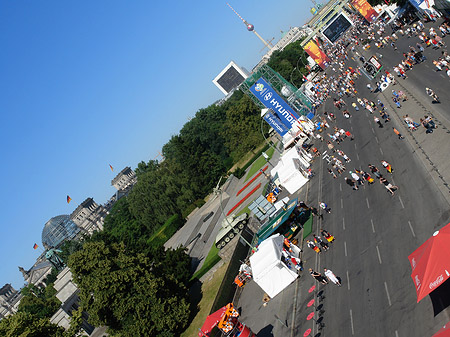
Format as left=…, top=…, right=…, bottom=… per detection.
left=0, top=1, right=313, bottom=289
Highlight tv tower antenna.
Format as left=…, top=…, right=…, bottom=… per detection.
left=226, top=3, right=273, bottom=51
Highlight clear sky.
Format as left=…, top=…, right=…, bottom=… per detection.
left=0, top=1, right=314, bottom=289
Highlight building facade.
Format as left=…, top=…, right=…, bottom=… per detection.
left=0, top=284, right=21, bottom=319
left=42, top=215, right=80, bottom=249
left=111, top=167, right=137, bottom=191
left=70, top=198, right=107, bottom=234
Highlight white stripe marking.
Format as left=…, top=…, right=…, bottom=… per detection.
left=343, top=217, right=346, bottom=230
left=344, top=241, right=348, bottom=257
left=384, top=282, right=392, bottom=306
left=375, top=136, right=379, bottom=143
left=399, top=196, right=405, bottom=209
left=380, top=147, right=384, bottom=155
left=341, top=198, right=344, bottom=208
left=366, top=197, right=370, bottom=209
left=347, top=270, right=350, bottom=290
left=371, top=219, right=375, bottom=233
left=376, top=245, right=382, bottom=264
left=350, top=309, right=355, bottom=335
left=408, top=220, right=416, bottom=237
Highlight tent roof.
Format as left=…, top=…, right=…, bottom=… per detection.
left=198, top=305, right=227, bottom=336
left=433, top=321, right=450, bottom=337
left=408, top=223, right=450, bottom=302
left=250, top=234, right=298, bottom=298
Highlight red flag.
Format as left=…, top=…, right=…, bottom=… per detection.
left=67, top=195, right=72, bottom=204
left=33, top=243, right=38, bottom=250
left=109, top=164, right=114, bottom=172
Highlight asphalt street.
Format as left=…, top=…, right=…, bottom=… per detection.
left=237, top=19, right=450, bottom=337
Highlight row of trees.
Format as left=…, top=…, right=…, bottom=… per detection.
left=0, top=39, right=311, bottom=336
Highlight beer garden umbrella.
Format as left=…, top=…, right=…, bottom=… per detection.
left=408, top=223, right=450, bottom=303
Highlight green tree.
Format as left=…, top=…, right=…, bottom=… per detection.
left=0, top=312, right=65, bottom=337
left=18, top=283, right=61, bottom=319
left=68, top=241, right=191, bottom=337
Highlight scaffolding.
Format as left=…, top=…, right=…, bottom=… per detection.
left=240, top=64, right=313, bottom=117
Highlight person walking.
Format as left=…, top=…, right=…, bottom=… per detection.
left=379, top=177, right=398, bottom=195
left=314, top=234, right=329, bottom=251
left=310, top=206, right=323, bottom=220
left=324, top=268, right=341, bottom=286
left=328, top=168, right=337, bottom=179
left=374, top=116, right=384, bottom=128
left=345, top=177, right=358, bottom=190
left=309, top=268, right=328, bottom=284
left=350, top=171, right=363, bottom=185
left=381, top=160, right=393, bottom=173
left=321, top=228, right=335, bottom=243
left=319, top=202, right=331, bottom=213
left=368, top=164, right=382, bottom=179
left=307, top=240, right=321, bottom=254
left=393, top=127, right=404, bottom=139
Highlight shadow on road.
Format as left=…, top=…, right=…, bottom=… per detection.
left=430, top=278, right=450, bottom=316
left=257, top=324, right=274, bottom=337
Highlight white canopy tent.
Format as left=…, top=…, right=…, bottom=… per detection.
left=249, top=234, right=298, bottom=298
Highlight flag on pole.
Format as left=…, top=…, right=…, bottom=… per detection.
left=33, top=243, right=38, bottom=250
left=67, top=195, right=72, bottom=204
left=109, top=164, right=114, bottom=172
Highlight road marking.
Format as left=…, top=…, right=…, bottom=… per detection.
left=366, top=197, right=370, bottom=209
left=344, top=241, right=348, bottom=257
left=340, top=183, right=342, bottom=192
left=372, top=127, right=375, bottom=134
left=354, top=143, right=357, bottom=149
left=341, top=198, right=344, bottom=209
left=408, top=220, right=416, bottom=237
left=380, top=147, right=384, bottom=155
left=356, top=153, right=360, bottom=160
left=351, top=126, right=354, bottom=131
left=395, top=330, right=399, bottom=337
left=376, top=245, right=382, bottom=264
left=347, top=270, right=350, bottom=290
left=440, top=74, right=445, bottom=79
left=384, top=282, right=392, bottom=306
left=425, top=64, right=430, bottom=68
left=343, top=217, right=346, bottom=230
left=375, top=136, right=379, bottom=144
left=399, top=196, right=405, bottom=209
left=350, top=309, right=355, bottom=335
left=371, top=219, right=375, bottom=233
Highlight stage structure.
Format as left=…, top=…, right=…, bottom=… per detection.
left=240, top=64, right=312, bottom=117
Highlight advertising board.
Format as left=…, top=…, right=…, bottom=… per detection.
left=303, top=41, right=330, bottom=70
left=249, top=77, right=300, bottom=129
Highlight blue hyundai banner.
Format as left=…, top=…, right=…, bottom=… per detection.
left=263, top=111, right=289, bottom=136
left=250, top=77, right=300, bottom=129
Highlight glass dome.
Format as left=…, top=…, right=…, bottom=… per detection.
left=42, top=215, right=80, bottom=248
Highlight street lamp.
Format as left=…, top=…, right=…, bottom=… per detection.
left=260, top=109, right=283, bottom=155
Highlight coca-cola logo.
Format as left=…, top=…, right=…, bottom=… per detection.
left=411, top=258, right=416, bottom=270
left=429, top=275, right=444, bottom=290
left=415, top=275, right=421, bottom=290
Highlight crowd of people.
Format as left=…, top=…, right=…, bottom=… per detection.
left=298, top=6, right=448, bottom=295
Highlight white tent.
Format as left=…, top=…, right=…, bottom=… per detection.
left=249, top=234, right=298, bottom=298
left=270, top=146, right=309, bottom=194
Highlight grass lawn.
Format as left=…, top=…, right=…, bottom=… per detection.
left=244, top=146, right=275, bottom=182
left=181, top=262, right=230, bottom=337
left=191, top=244, right=221, bottom=281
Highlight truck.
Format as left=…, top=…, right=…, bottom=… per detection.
left=215, top=213, right=249, bottom=249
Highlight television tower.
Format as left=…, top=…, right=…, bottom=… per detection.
left=226, top=3, right=274, bottom=51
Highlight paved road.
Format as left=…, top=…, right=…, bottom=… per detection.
left=237, top=19, right=450, bottom=337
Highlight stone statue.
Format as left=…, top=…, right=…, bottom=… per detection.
left=45, top=249, right=65, bottom=270
left=18, top=266, right=29, bottom=281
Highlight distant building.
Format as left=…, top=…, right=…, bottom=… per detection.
left=0, top=284, right=21, bottom=319
left=18, top=259, right=53, bottom=287
left=213, top=61, right=249, bottom=95
left=50, top=267, right=94, bottom=335
left=253, top=26, right=311, bottom=72
left=111, top=167, right=137, bottom=191
left=42, top=215, right=80, bottom=249
left=70, top=198, right=107, bottom=234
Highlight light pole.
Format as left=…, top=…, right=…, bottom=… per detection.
left=260, top=109, right=283, bottom=155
